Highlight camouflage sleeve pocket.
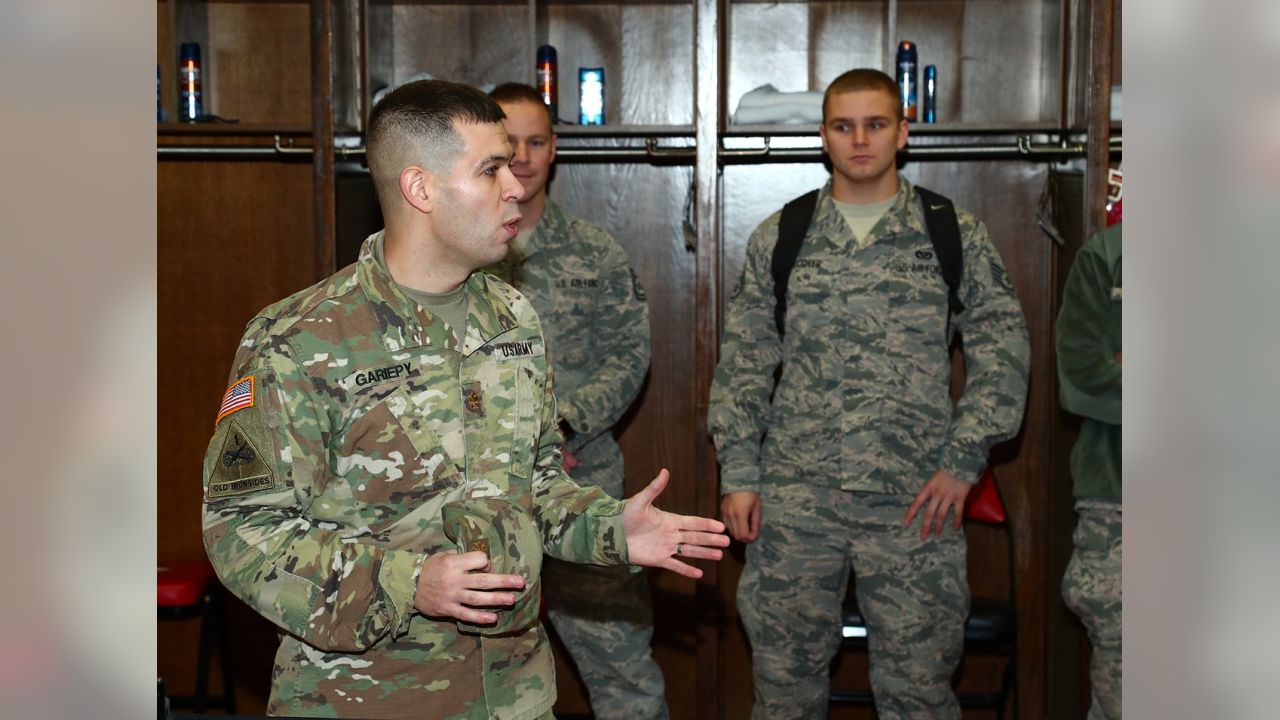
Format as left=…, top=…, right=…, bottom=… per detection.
left=507, top=364, right=545, bottom=480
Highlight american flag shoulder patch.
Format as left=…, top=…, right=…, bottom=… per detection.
left=216, top=376, right=255, bottom=425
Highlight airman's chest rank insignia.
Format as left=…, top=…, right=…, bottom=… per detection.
left=207, top=420, right=278, bottom=499
left=339, top=361, right=414, bottom=391
left=491, top=340, right=541, bottom=360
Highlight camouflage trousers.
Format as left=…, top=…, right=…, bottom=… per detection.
left=542, top=557, right=669, bottom=720
left=1062, top=500, right=1122, bottom=720
left=738, top=480, right=968, bottom=720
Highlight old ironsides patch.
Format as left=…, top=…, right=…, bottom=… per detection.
left=208, top=418, right=277, bottom=498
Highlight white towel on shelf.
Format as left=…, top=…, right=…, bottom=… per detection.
left=732, top=84, right=825, bottom=125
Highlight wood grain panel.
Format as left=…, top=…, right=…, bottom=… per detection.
left=1046, top=212, right=1087, bottom=720
left=313, top=0, right=337, bottom=276
left=1111, top=0, right=1121, bottom=86
left=693, top=0, right=722, bottom=716
left=550, top=161, right=702, bottom=719
left=204, top=2, right=313, bottom=124
left=369, top=2, right=528, bottom=91
left=809, top=2, right=891, bottom=93
left=159, top=0, right=176, bottom=120
left=543, top=3, right=695, bottom=125
left=897, top=0, right=1059, bottom=124
left=158, top=157, right=319, bottom=715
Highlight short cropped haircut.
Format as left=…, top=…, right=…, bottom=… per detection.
left=823, top=69, right=902, bottom=123
left=490, top=82, right=550, bottom=111
left=366, top=79, right=507, bottom=203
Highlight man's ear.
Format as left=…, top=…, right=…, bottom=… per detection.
left=399, top=165, right=433, bottom=214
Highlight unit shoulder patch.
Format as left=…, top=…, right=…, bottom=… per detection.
left=207, top=418, right=278, bottom=499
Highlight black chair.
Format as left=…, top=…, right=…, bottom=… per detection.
left=158, top=560, right=236, bottom=714
left=829, top=469, right=1018, bottom=719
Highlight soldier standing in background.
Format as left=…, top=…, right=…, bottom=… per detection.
left=709, top=68, right=1030, bottom=719
left=200, top=79, right=728, bottom=720
left=484, top=82, right=668, bottom=720
left=1058, top=222, right=1123, bottom=720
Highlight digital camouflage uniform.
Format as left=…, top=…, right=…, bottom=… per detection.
left=201, top=232, right=633, bottom=720
left=485, top=200, right=665, bottom=720
left=1057, top=223, right=1122, bottom=720
left=709, top=177, right=1029, bottom=720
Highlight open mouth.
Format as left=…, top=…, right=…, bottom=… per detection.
left=503, top=217, right=522, bottom=237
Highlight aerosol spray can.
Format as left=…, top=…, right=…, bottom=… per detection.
left=895, top=40, right=918, bottom=122
left=179, top=42, right=203, bottom=121
left=923, top=64, right=937, bottom=123
left=578, top=67, right=605, bottom=125
left=536, top=45, right=558, bottom=122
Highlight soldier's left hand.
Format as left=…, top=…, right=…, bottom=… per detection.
left=903, top=470, right=971, bottom=539
left=622, top=469, right=731, bottom=578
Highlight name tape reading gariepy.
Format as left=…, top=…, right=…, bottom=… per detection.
left=340, top=362, right=415, bottom=391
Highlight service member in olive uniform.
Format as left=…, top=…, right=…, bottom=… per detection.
left=709, top=69, right=1030, bottom=720
left=482, top=83, right=666, bottom=719
left=1057, top=222, right=1122, bottom=720
left=201, top=79, right=729, bottom=720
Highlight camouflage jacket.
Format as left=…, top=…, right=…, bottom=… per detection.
left=1056, top=223, right=1122, bottom=502
left=709, top=177, right=1030, bottom=496
left=201, top=232, right=630, bottom=720
left=484, top=200, right=651, bottom=498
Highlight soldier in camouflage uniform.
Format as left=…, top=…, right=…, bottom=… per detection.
left=1057, top=222, right=1122, bottom=720
left=483, top=83, right=667, bottom=720
left=709, top=69, right=1029, bottom=720
left=201, top=79, right=728, bottom=720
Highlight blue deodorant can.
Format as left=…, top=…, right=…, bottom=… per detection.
left=923, top=64, right=937, bottom=123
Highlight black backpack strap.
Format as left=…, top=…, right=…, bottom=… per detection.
left=772, top=189, right=820, bottom=337
left=914, top=185, right=965, bottom=322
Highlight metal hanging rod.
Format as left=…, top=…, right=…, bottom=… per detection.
left=721, top=135, right=1122, bottom=164
left=157, top=134, right=1121, bottom=163
left=156, top=135, right=367, bottom=159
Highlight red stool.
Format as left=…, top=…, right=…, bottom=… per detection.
left=158, top=560, right=235, bottom=714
